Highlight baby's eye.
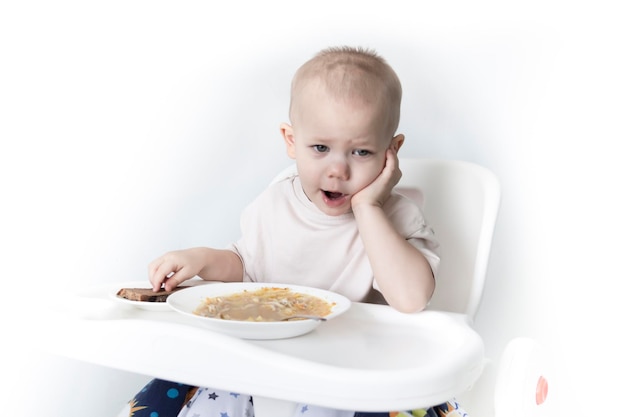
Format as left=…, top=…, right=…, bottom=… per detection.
left=313, top=145, right=329, bottom=153
left=353, top=149, right=371, bottom=157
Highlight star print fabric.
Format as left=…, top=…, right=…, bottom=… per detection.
left=122, top=379, right=469, bottom=417
left=292, top=404, right=354, bottom=417
left=176, top=387, right=254, bottom=417
left=127, top=379, right=196, bottom=417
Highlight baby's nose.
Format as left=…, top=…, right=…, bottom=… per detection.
left=326, top=159, right=350, bottom=180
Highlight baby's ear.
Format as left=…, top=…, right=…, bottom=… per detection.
left=390, top=134, right=405, bottom=152
left=280, top=123, right=297, bottom=159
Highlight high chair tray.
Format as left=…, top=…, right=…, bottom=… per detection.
left=41, top=281, right=484, bottom=411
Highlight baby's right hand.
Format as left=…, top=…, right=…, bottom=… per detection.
left=148, top=248, right=206, bottom=291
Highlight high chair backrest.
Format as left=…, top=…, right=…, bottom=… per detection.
left=271, top=158, right=501, bottom=320
left=395, top=158, right=500, bottom=319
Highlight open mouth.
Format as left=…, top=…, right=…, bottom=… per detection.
left=323, top=190, right=345, bottom=200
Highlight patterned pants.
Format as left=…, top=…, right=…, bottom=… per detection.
left=118, top=379, right=470, bottom=417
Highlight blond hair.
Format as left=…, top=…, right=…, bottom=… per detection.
left=289, top=46, right=402, bottom=136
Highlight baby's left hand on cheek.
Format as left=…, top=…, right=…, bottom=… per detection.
left=351, top=149, right=402, bottom=209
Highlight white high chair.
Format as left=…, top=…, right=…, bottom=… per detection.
left=44, top=158, right=501, bottom=417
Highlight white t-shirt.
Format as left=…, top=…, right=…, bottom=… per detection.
left=229, top=176, right=440, bottom=303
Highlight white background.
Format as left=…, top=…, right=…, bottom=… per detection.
left=1, top=1, right=625, bottom=416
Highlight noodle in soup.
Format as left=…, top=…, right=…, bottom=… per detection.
left=193, top=287, right=334, bottom=322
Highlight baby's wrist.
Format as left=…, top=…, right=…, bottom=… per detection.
left=351, top=200, right=384, bottom=217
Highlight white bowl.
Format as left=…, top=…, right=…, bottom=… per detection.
left=167, top=282, right=351, bottom=339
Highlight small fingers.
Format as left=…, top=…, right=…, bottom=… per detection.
left=163, top=272, right=185, bottom=292
left=148, top=257, right=175, bottom=291
left=385, top=148, right=402, bottom=185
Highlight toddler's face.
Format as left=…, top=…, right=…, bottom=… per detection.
left=282, top=88, right=393, bottom=216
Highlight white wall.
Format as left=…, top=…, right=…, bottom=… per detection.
left=2, top=1, right=624, bottom=416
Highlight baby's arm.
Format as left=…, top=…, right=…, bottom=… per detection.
left=351, top=149, right=435, bottom=313
left=148, top=247, right=243, bottom=291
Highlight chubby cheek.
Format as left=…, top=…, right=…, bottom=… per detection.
left=353, top=161, right=385, bottom=190
left=295, top=162, right=316, bottom=184
left=352, top=175, right=378, bottom=194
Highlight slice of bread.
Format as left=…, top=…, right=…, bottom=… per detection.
left=116, top=287, right=184, bottom=302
